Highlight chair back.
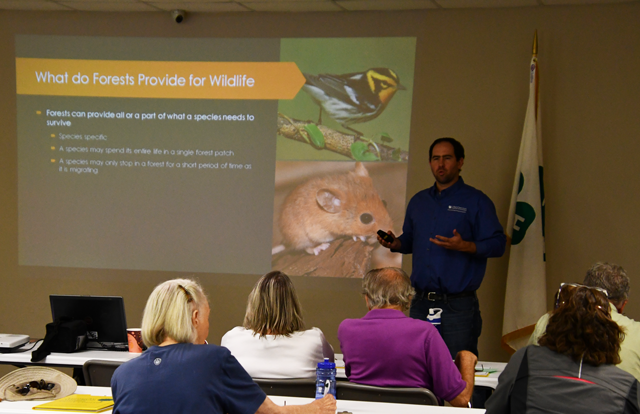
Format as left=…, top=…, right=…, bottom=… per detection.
left=336, top=381, right=439, bottom=405
left=252, top=378, right=316, bottom=398
left=82, top=359, right=124, bottom=386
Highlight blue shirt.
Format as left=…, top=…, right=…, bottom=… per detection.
left=397, top=177, right=506, bottom=293
left=112, top=343, right=266, bottom=414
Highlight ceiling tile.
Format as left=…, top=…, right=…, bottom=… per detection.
left=58, top=1, right=158, bottom=10
left=337, top=0, right=438, bottom=10
left=241, top=0, right=332, bottom=2
left=61, top=0, right=148, bottom=2
left=148, top=1, right=249, bottom=11
left=434, top=0, right=539, bottom=7
left=0, top=0, right=70, bottom=10
left=1, top=0, right=638, bottom=13
left=541, top=0, right=632, bottom=4
left=152, top=0, right=230, bottom=3
left=241, top=1, right=342, bottom=11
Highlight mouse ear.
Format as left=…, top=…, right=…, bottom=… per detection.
left=354, top=162, right=370, bottom=177
left=316, top=188, right=342, bottom=213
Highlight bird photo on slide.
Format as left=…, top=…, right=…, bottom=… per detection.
left=301, top=67, right=406, bottom=136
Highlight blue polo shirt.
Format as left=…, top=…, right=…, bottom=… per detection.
left=112, top=343, right=266, bottom=414
left=396, top=177, right=505, bottom=294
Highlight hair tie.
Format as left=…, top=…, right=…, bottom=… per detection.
left=177, top=285, right=193, bottom=303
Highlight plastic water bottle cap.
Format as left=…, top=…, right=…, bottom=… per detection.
left=317, top=358, right=336, bottom=369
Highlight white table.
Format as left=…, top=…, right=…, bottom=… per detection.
left=0, top=387, right=485, bottom=413
left=0, top=342, right=140, bottom=369
left=270, top=395, right=485, bottom=413
left=473, top=361, right=505, bottom=390
left=334, top=354, right=503, bottom=390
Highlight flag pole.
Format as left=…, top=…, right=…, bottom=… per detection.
left=501, top=29, right=546, bottom=353
left=533, top=30, right=539, bottom=123
left=505, top=29, right=538, bottom=247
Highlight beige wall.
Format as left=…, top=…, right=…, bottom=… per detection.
left=1, top=4, right=640, bottom=378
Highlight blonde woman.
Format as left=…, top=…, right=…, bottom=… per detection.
left=111, top=278, right=334, bottom=414
left=222, top=271, right=334, bottom=378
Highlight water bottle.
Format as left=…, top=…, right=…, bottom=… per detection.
left=315, top=358, right=336, bottom=399
left=427, top=308, right=443, bottom=332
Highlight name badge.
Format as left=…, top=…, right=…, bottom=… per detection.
left=448, top=205, right=467, bottom=213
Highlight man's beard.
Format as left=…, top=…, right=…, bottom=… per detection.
left=434, top=169, right=457, bottom=185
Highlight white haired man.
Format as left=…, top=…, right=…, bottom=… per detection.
left=338, top=267, right=477, bottom=407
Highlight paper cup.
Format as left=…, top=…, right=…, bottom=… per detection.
left=127, top=329, right=147, bottom=353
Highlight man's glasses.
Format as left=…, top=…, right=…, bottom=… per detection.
left=554, top=283, right=609, bottom=309
left=13, top=379, right=55, bottom=396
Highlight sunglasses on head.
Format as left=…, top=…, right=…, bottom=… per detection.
left=554, top=283, right=609, bottom=309
left=13, top=379, right=55, bottom=396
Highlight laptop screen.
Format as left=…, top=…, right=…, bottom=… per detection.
left=50, top=295, right=128, bottom=349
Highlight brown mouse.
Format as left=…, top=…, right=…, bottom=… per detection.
left=277, top=162, right=394, bottom=255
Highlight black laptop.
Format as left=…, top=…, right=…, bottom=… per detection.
left=50, top=295, right=128, bottom=351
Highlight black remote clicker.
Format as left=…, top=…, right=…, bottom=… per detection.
left=377, top=230, right=394, bottom=243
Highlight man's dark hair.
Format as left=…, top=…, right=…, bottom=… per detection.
left=583, top=262, right=630, bottom=307
left=429, top=137, right=465, bottom=160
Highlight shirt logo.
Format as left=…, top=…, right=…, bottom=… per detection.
left=448, top=205, right=467, bottom=213
left=154, top=358, right=162, bottom=366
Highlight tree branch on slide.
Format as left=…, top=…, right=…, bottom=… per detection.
left=277, top=114, right=409, bottom=162
left=272, top=237, right=374, bottom=278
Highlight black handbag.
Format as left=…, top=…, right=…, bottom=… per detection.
left=31, top=318, right=87, bottom=362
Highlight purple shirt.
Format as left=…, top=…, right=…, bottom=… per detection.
left=338, top=308, right=466, bottom=402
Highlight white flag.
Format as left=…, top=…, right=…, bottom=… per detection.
left=501, top=45, right=547, bottom=353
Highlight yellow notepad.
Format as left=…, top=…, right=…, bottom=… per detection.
left=33, top=394, right=114, bottom=413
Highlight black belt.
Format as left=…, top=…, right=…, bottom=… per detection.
left=415, top=289, right=476, bottom=302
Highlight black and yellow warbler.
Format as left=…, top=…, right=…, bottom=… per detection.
left=302, top=68, right=406, bottom=134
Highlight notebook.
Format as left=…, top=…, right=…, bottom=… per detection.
left=33, top=394, right=114, bottom=412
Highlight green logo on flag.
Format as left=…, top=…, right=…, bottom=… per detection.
left=512, top=173, right=537, bottom=245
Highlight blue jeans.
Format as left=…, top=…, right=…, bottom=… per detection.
left=410, top=292, right=482, bottom=359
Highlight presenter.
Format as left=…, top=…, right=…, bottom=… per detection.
left=378, top=137, right=506, bottom=358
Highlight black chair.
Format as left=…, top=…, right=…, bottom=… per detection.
left=82, top=359, right=124, bottom=386
left=252, top=378, right=316, bottom=398
left=336, top=381, right=439, bottom=405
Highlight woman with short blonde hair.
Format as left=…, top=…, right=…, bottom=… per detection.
left=222, top=271, right=334, bottom=378
left=141, top=278, right=207, bottom=347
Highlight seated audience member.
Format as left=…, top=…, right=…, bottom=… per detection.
left=221, top=271, right=334, bottom=378
left=337, top=267, right=477, bottom=407
left=486, top=283, right=640, bottom=414
left=111, top=278, right=335, bottom=414
left=529, top=262, right=640, bottom=381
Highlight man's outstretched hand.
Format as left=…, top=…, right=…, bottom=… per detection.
left=429, top=229, right=476, bottom=254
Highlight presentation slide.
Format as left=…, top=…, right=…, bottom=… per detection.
left=16, top=35, right=415, bottom=277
